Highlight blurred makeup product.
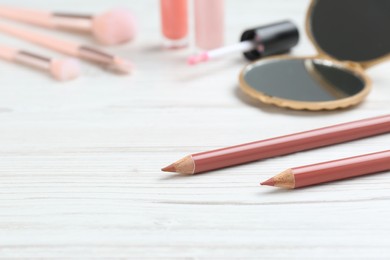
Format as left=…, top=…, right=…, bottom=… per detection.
left=0, top=43, right=80, bottom=81
left=160, top=0, right=188, bottom=48
left=188, top=20, right=299, bottom=65
left=239, top=0, right=390, bottom=110
left=194, top=0, right=224, bottom=50
left=162, top=114, right=390, bottom=175
left=261, top=150, right=390, bottom=189
left=0, top=5, right=137, bottom=45
left=0, top=22, right=132, bottom=74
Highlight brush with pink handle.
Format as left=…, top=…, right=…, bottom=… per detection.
left=0, top=22, right=132, bottom=74
left=0, top=5, right=136, bottom=45
left=0, top=43, right=80, bottom=81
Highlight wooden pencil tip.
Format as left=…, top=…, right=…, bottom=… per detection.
left=161, top=164, right=176, bottom=173
left=260, top=178, right=275, bottom=186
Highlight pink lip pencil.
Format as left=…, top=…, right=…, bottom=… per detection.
left=261, top=150, right=390, bottom=189
left=0, top=22, right=132, bottom=74
left=0, top=43, right=80, bottom=81
left=162, top=114, right=390, bottom=175
left=0, top=5, right=137, bottom=45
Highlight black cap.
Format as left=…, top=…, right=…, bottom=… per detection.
left=240, top=20, right=299, bottom=61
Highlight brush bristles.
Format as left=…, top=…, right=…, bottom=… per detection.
left=92, top=8, right=137, bottom=45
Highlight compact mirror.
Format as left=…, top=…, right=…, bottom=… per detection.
left=240, top=56, right=369, bottom=110
left=309, top=0, right=390, bottom=66
left=239, top=0, right=390, bottom=110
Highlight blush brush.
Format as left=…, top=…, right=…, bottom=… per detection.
left=0, top=5, right=136, bottom=45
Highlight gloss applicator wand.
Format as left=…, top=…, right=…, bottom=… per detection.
left=0, top=5, right=137, bottom=45
left=0, top=43, right=80, bottom=81
left=0, top=22, right=132, bottom=74
left=188, top=20, right=299, bottom=65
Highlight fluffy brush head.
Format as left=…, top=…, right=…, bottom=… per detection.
left=50, top=58, right=81, bottom=81
left=92, top=8, right=137, bottom=45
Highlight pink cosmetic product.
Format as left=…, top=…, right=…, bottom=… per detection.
left=160, top=0, right=189, bottom=48
left=0, top=22, right=132, bottom=74
left=194, top=0, right=224, bottom=50
left=188, top=20, right=299, bottom=65
left=0, top=43, right=80, bottom=81
left=0, top=5, right=137, bottom=45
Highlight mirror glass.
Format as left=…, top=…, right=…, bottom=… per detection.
left=242, top=58, right=366, bottom=103
left=310, top=0, right=390, bottom=62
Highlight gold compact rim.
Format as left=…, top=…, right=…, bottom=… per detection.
left=305, top=0, right=390, bottom=69
left=238, top=55, right=372, bottom=111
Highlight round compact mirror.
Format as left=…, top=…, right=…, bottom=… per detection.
left=239, top=56, right=370, bottom=110
left=239, top=0, right=389, bottom=110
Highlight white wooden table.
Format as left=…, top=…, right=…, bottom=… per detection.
left=0, top=0, right=389, bottom=258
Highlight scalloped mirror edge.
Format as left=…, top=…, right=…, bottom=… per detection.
left=238, top=55, right=372, bottom=111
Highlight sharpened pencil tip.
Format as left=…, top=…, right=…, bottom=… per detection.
left=261, top=178, right=275, bottom=186
left=161, top=164, right=176, bottom=173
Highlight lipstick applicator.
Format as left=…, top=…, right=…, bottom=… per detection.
left=188, top=20, right=299, bottom=65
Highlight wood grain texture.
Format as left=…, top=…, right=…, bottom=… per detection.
left=0, top=0, right=389, bottom=259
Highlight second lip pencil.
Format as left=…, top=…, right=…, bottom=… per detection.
left=162, top=114, right=390, bottom=174
left=261, top=150, right=390, bottom=189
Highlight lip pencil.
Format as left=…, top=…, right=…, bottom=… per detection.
left=0, top=5, right=136, bottom=45
left=0, top=21, right=132, bottom=74
left=162, top=114, right=390, bottom=174
left=0, top=43, right=80, bottom=81
left=261, top=150, right=390, bottom=189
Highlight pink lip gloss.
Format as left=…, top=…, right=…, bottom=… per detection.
left=194, top=0, right=224, bottom=50
left=188, top=20, right=299, bottom=65
left=160, top=0, right=188, bottom=48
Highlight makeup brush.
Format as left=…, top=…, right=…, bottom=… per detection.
left=0, top=6, right=136, bottom=45
left=187, top=20, right=299, bottom=65
left=0, top=43, right=80, bottom=81
left=0, top=22, right=132, bottom=74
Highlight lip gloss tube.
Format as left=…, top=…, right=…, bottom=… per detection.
left=160, top=0, right=188, bottom=48
left=188, top=20, right=299, bottom=65
left=194, top=0, right=224, bottom=50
